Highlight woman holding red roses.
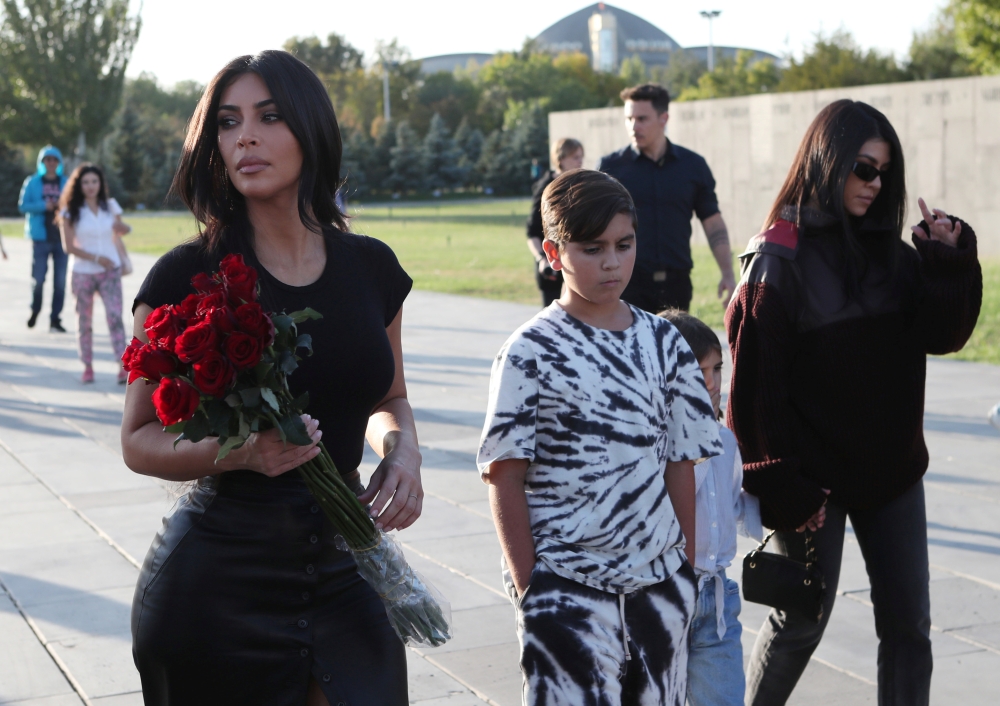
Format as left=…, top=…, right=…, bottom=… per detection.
left=121, top=51, right=420, bottom=706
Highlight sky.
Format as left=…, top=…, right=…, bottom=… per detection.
left=126, top=0, right=947, bottom=87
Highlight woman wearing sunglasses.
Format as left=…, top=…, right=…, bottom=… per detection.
left=726, top=99, right=982, bottom=705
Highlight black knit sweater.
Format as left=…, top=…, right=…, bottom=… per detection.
left=725, top=211, right=982, bottom=531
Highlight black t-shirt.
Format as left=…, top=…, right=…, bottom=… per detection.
left=42, top=176, right=62, bottom=241
left=134, top=230, right=413, bottom=474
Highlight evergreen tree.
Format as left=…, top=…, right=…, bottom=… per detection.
left=953, top=0, right=1000, bottom=74
left=0, top=142, right=28, bottom=217
left=908, top=7, right=976, bottom=79
left=388, top=120, right=426, bottom=194
left=422, top=113, right=465, bottom=191
left=368, top=119, right=396, bottom=194
left=454, top=118, right=485, bottom=187
left=476, top=129, right=506, bottom=194
left=340, top=129, right=373, bottom=199
left=111, top=102, right=145, bottom=208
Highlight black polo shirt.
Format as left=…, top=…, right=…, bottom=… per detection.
left=598, top=142, right=719, bottom=271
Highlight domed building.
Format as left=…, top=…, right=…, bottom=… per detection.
left=420, top=3, right=777, bottom=75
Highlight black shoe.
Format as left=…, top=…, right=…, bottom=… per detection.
left=27, top=312, right=38, bottom=328
left=49, top=321, right=66, bottom=333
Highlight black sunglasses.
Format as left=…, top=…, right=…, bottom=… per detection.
left=851, top=162, right=890, bottom=183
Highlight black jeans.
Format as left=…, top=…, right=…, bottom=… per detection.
left=621, top=268, right=692, bottom=313
left=745, top=481, right=931, bottom=706
left=535, top=267, right=562, bottom=307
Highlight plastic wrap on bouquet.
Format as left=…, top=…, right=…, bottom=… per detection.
left=336, top=530, right=452, bottom=647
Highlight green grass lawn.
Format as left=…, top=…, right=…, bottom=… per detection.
left=116, top=200, right=997, bottom=365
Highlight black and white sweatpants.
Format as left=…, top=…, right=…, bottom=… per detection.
left=510, top=562, right=697, bottom=706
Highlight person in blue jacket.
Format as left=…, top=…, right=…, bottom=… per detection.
left=18, top=146, right=69, bottom=331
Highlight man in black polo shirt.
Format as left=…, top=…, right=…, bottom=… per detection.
left=599, top=83, right=736, bottom=313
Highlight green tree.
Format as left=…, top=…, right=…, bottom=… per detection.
left=284, top=33, right=364, bottom=109
left=0, top=141, right=28, bottom=216
left=454, top=118, right=484, bottom=187
left=340, top=128, right=373, bottom=198
left=422, top=113, right=465, bottom=191
left=388, top=120, right=425, bottom=193
left=953, top=0, right=1000, bottom=73
left=778, top=29, right=908, bottom=92
left=619, top=54, right=648, bottom=86
left=649, top=50, right=707, bottom=99
left=679, top=50, right=781, bottom=100
left=110, top=101, right=144, bottom=207
left=0, top=0, right=141, bottom=151
left=908, top=5, right=976, bottom=79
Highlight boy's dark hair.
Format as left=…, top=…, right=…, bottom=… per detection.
left=541, top=169, right=636, bottom=245
left=658, top=308, right=722, bottom=362
left=620, top=83, right=670, bottom=114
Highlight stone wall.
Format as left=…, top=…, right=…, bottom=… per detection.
left=548, top=75, right=1000, bottom=255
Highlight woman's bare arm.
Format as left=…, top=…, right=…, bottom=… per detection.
left=359, top=307, right=423, bottom=531
left=120, top=303, right=322, bottom=481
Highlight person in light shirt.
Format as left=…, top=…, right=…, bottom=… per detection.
left=58, top=164, right=131, bottom=384
left=659, top=308, right=762, bottom=705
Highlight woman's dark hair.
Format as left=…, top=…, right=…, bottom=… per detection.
left=657, top=308, right=722, bottom=362
left=765, top=100, right=906, bottom=290
left=171, top=50, right=348, bottom=252
left=541, top=169, right=637, bottom=245
left=58, top=164, right=109, bottom=225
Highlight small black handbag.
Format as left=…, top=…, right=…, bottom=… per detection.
left=742, top=529, right=826, bottom=623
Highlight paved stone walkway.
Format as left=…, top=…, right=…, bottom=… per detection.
left=1, top=235, right=998, bottom=705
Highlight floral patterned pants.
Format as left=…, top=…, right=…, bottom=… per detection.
left=72, top=268, right=127, bottom=366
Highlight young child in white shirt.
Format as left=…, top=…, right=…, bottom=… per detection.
left=478, top=170, right=723, bottom=706
left=659, top=309, right=763, bottom=706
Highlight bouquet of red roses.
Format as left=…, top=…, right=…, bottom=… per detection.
left=123, top=254, right=451, bottom=647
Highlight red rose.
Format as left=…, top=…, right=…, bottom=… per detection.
left=220, top=254, right=258, bottom=304
left=191, top=271, right=222, bottom=295
left=122, top=337, right=143, bottom=371
left=196, top=289, right=229, bottom=317
left=203, top=306, right=237, bottom=334
left=224, top=332, right=262, bottom=370
left=144, top=305, right=183, bottom=349
left=174, top=320, right=218, bottom=363
left=191, top=351, right=235, bottom=397
left=174, top=294, right=200, bottom=322
left=151, top=377, right=201, bottom=427
left=127, top=344, right=178, bottom=384
left=235, top=302, right=275, bottom=346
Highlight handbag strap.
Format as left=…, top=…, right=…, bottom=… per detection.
left=750, top=529, right=818, bottom=569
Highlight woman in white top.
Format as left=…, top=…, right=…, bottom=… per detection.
left=58, top=164, right=131, bottom=384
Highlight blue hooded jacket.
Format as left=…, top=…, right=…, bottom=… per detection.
left=17, top=146, right=67, bottom=241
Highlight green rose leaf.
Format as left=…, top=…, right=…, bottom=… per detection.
left=260, top=387, right=280, bottom=412
left=290, top=307, right=323, bottom=323
left=239, top=387, right=261, bottom=407
left=216, top=434, right=246, bottom=462
left=279, top=414, right=312, bottom=446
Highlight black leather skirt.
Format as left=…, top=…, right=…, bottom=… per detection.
left=131, top=470, right=407, bottom=706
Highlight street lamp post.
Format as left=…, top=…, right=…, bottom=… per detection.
left=699, top=10, right=721, bottom=72
left=382, top=66, right=391, bottom=122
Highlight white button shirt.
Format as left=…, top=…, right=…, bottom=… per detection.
left=693, top=424, right=763, bottom=638
left=64, top=198, right=123, bottom=275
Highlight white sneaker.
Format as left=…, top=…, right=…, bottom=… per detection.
left=989, top=403, right=1000, bottom=432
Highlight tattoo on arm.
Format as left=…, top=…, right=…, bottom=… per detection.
left=705, top=222, right=730, bottom=251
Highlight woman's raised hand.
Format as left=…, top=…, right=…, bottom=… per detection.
left=912, top=197, right=961, bottom=248
left=358, top=431, right=423, bottom=532
left=239, top=414, right=322, bottom=477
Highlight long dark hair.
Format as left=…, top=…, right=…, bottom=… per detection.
left=171, top=50, right=348, bottom=252
left=765, top=100, right=906, bottom=289
left=58, top=164, right=110, bottom=225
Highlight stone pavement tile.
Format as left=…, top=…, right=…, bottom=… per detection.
left=930, top=649, right=1000, bottom=705
left=1, top=695, right=83, bottom=706
left=0, top=510, right=96, bottom=551
left=0, top=483, right=68, bottom=518
left=425, top=642, right=522, bottom=706
left=0, top=592, right=76, bottom=705
left=928, top=577, right=1000, bottom=630
left=402, top=552, right=507, bottom=612
left=76, top=500, right=174, bottom=565
left=24, top=585, right=132, bottom=644
left=45, top=633, right=141, bottom=701
left=410, top=695, right=491, bottom=706
left=949, top=622, right=1000, bottom=651
left=87, top=692, right=143, bottom=706
left=0, top=540, right=138, bottom=608
left=412, top=604, right=517, bottom=657
left=406, top=649, right=485, bottom=704
left=0, top=448, right=38, bottom=487
left=421, top=468, right=488, bottom=506
left=404, top=533, right=504, bottom=592
left=397, top=497, right=496, bottom=544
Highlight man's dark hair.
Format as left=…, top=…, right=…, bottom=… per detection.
left=171, top=50, right=348, bottom=252
left=541, top=169, right=636, bottom=245
left=657, top=308, right=722, bottom=362
left=620, top=83, right=670, bottom=114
